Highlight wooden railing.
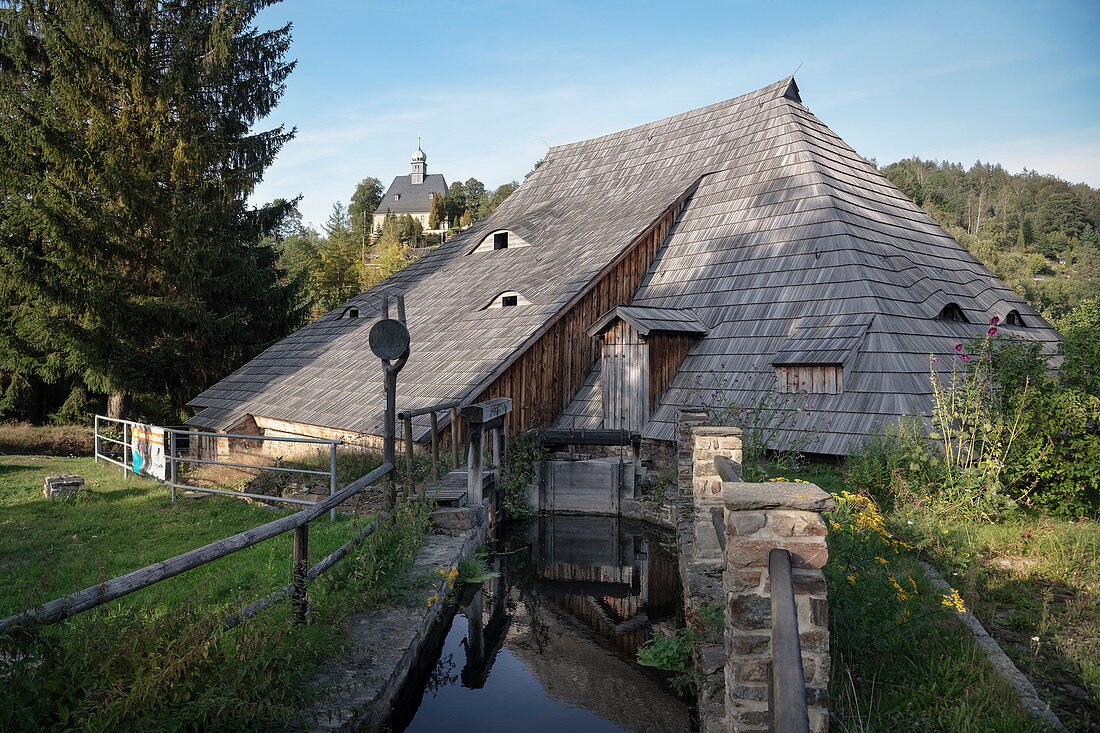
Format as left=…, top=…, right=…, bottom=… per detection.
left=397, top=397, right=512, bottom=511
left=769, top=547, right=811, bottom=733
left=0, top=462, right=392, bottom=633
left=398, top=398, right=465, bottom=489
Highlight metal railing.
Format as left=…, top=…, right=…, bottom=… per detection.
left=94, top=415, right=342, bottom=520
left=768, top=548, right=811, bottom=733
left=0, top=462, right=392, bottom=633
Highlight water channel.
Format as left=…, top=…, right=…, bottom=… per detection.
left=381, top=515, right=695, bottom=732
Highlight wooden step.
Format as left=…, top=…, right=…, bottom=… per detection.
left=422, top=468, right=494, bottom=508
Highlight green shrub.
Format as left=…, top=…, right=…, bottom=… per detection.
left=500, top=431, right=540, bottom=519
left=846, top=415, right=944, bottom=512
left=637, top=600, right=723, bottom=696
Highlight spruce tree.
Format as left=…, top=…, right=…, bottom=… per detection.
left=0, top=1, right=306, bottom=418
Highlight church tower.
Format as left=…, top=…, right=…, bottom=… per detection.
left=411, top=138, right=427, bottom=185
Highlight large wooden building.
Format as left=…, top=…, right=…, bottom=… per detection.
left=189, top=78, right=1058, bottom=456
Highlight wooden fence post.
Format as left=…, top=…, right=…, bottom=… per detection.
left=450, top=408, right=460, bottom=470
left=467, top=425, right=484, bottom=506
left=292, top=524, right=308, bottom=625
left=404, top=416, right=415, bottom=496
left=430, top=411, right=440, bottom=482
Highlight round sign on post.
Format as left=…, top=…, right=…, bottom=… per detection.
left=369, top=318, right=410, bottom=360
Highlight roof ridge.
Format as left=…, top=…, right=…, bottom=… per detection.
left=547, top=77, right=796, bottom=155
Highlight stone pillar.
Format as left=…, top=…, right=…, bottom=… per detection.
left=689, top=425, right=743, bottom=560
left=723, top=483, right=834, bottom=733
left=677, top=408, right=709, bottom=495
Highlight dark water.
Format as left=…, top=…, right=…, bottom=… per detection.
left=382, top=516, right=694, bottom=733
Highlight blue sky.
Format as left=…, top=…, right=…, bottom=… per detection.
left=251, top=0, right=1100, bottom=229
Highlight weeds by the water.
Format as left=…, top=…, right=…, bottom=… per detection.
left=637, top=600, right=723, bottom=696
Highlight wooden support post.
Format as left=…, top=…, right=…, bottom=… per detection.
left=383, top=368, right=397, bottom=514
left=381, top=292, right=395, bottom=513
left=292, top=524, right=308, bottom=625
left=468, top=425, right=484, bottom=506
left=450, top=408, right=460, bottom=470
left=490, top=426, right=501, bottom=480
left=430, top=411, right=440, bottom=482
left=404, top=416, right=415, bottom=496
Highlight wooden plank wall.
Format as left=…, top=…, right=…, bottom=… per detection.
left=648, top=333, right=696, bottom=411
left=473, top=192, right=692, bottom=433
left=776, top=364, right=843, bottom=395
left=602, top=321, right=648, bottom=432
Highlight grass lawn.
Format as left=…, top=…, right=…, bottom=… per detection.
left=0, top=454, right=431, bottom=731
left=894, top=513, right=1100, bottom=730
left=0, top=455, right=369, bottom=618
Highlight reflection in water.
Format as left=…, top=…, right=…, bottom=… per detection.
left=382, top=517, right=693, bottom=733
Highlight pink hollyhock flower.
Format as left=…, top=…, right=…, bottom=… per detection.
left=960, top=353, right=971, bottom=362
left=984, top=353, right=992, bottom=361
left=954, top=343, right=963, bottom=351
left=989, top=316, right=1000, bottom=325
left=988, top=327, right=998, bottom=337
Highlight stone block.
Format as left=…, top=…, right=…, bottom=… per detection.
left=767, top=510, right=827, bottom=537
left=735, top=708, right=770, bottom=726
left=809, top=708, right=829, bottom=733
left=728, top=683, right=768, bottom=702
left=810, top=597, right=829, bottom=627
left=730, top=633, right=770, bottom=656
left=790, top=570, right=827, bottom=595
left=724, top=482, right=836, bottom=513
left=799, top=629, right=828, bottom=653
left=43, top=474, right=85, bottom=500
left=805, top=685, right=830, bottom=707
left=430, top=506, right=483, bottom=535
left=724, top=569, right=763, bottom=592
left=727, top=511, right=766, bottom=537
left=727, top=593, right=770, bottom=630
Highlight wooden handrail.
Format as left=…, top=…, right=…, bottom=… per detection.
left=397, top=398, right=466, bottom=421
left=769, top=548, right=810, bottom=733
left=0, top=462, right=392, bottom=632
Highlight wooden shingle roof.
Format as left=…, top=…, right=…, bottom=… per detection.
left=586, top=306, right=708, bottom=337
left=190, top=77, right=1058, bottom=454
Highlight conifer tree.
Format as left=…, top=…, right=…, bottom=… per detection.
left=0, top=1, right=306, bottom=418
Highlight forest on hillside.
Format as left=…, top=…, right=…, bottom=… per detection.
left=879, top=158, right=1100, bottom=320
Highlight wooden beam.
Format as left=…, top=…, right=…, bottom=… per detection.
left=461, top=397, right=512, bottom=424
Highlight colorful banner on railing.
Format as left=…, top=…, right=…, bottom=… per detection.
left=131, top=424, right=166, bottom=480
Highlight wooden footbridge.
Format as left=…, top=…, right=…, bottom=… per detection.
left=397, top=397, right=512, bottom=517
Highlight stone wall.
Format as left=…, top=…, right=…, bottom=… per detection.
left=675, top=410, right=742, bottom=732
left=723, top=483, right=834, bottom=733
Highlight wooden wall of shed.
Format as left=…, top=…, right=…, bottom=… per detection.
left=473, top=195, right=688, bottom=433
left=602, top=321, right=649, bottom=432
left=647, top=333, right=696, bottom=411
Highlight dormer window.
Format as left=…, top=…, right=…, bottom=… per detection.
left=482, top=291, right=530, bottom=309
left=470, top=229, right=531, bottom=254
left=339, top=306, right=359, bottom=320
left=1005, top=310, right=1025, bottom=327
left=937, top=303, right=968, bottom=322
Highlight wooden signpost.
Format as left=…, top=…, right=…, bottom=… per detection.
left=369, top=293, right=410, bottom=514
